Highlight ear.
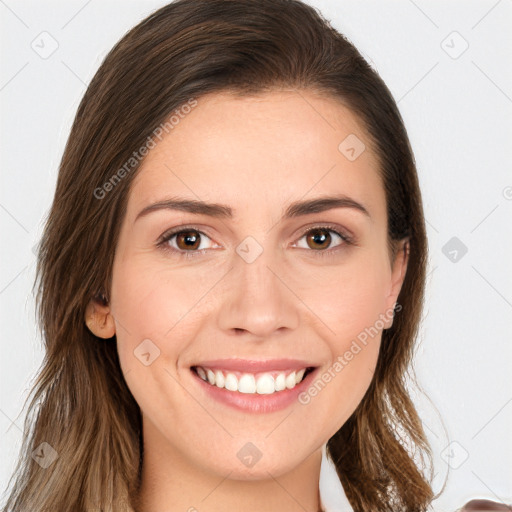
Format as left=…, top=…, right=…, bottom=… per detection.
left=384, top=238, right=409, bottom=328
left=84, top=292, right=116, bottom=339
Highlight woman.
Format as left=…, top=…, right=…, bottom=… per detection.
left=1, top=0, right=507, bottom=511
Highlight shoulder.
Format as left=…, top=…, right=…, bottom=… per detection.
left=460, top=500, right=512, bottom=511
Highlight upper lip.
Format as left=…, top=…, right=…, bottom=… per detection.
left=190, top=358, right=316, bottom=373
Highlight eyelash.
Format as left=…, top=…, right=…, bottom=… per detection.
left=156, top=224, right=354, bottom=259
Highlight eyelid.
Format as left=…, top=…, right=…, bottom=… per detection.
left=156, top=224, right=219, bottom=256
left=293, top=222, right=354, bottom=244
left=156, top=223, right=355, bottom=257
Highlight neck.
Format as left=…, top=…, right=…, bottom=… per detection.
left=134, top=418, right=324, bottom=512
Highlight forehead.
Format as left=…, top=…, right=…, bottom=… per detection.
left=127, top=90, right=385, bottom=222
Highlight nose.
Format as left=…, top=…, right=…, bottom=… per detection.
left=216, top=243, right=300, bottom=339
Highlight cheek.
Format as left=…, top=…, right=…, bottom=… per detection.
left=111, top=256, right=215, bottom=338
left=109, top=261, right=211, bottom=429
left=294, top=249, right=392, bottom=344
left=315, top=340, right=380, bottom=438
left=292, top=250, right=389, bottom=425
left=109, top=259, right=209, bottom=378
left=299, top=280, right=384, bottom=439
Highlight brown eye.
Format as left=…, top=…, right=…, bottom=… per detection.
left=158, top=226, right=219, bottom=257
left=175, top=230, right=201, bottom=250
left=305, top=228, right=333, bottom=250
left=294, top=226, right=350, bottom=252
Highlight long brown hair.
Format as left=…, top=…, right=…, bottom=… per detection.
left=1, top=0, right=434, bottom=510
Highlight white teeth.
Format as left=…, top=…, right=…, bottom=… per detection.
left=194, top=366, right=310, bottom=394
left=238, top=374, right=256, bottom=393
left=225, top=373, right=238, bottom=391
left=274, top=373, right=286, bottom=391
left=214, top=370, right=225, bottom=388
left=256, top=373, right=275, bottom=394
left=285, top=371, right=296, bottom=389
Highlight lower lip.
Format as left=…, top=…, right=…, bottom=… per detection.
left=190, top=367, right=318, bottom=413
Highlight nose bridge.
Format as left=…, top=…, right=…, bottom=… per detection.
left=216, top=235, right=300, bottom=337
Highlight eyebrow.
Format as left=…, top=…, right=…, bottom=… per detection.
left=135, top=195, right=371, bottom=222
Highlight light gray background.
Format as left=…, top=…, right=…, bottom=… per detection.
left=1, top=1, right=511, bottom=511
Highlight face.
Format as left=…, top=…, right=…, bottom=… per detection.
left=89, top=90, right=407, bottom=481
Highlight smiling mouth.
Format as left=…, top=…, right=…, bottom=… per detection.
left=191, top=365, right=316, bottom=394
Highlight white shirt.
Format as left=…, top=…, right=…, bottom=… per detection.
left=319, top=443, right=354, bottom=512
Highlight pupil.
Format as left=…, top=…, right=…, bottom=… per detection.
left=309, top=229, right=330, bottom=249
left=179, top=231, right=199, bottom=249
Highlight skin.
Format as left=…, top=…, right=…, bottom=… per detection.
left=85, top=90, right=408, bottom=512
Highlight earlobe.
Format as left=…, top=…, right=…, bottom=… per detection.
left=85, top=297, right=116, bottom=339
